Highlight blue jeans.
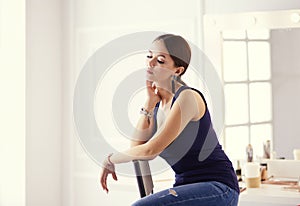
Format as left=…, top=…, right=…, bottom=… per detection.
left=131, top=181, right=239, bottom=206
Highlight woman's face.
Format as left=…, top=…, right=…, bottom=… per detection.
left=146, top=40, right=178, bottom=83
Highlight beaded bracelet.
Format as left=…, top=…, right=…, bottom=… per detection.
left=140, top=107, right=152, bottom=118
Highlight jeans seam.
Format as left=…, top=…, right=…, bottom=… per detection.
left=229, top=190, right=239, bottom=206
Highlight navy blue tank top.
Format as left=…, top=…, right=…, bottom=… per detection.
left=153, top=86, right=239, bottom=193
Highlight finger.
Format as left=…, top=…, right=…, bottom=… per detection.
left=149, top=80, right=157, bottom=88
left=101, top=176, right=107, bottom=187
left=100, top=176, right=106, bottom=189
left=100, top=177, right=106, bottom=190
left=102, top=177, right=109, bottom=193
left=146, top=80, right=153, bottom=87
left=101, top=179, right=109, bottom=193
left=100, top=170, right=108, bottom=191
left=101, top=182, right=107, bottom=191
left=102, top=184, right=108, bottom=193
left=112, top=172, right=118, bottom=181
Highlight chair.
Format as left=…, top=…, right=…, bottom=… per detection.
left=133, top=160, right=154, bottom=198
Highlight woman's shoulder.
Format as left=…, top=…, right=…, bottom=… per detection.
left=176, top=87, right=207, bottom=120
left=177, top=86, right=205, bottom=102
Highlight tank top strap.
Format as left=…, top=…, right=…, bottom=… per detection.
left=170, top=86, right=208, bottom=109
left=170, top=85, right=190, bottom=108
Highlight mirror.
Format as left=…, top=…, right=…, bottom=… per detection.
left=270, top=27, right=300, bottom=159
left=203, top=10, right=300, bottom=160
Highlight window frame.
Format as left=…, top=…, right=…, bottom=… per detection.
left=221, top=30, right=273, bottom=160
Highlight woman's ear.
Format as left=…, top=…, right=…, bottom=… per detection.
left=175, top=66, right=185, bottom=76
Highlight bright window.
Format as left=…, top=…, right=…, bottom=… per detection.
left=223, top=42, right=248, bottom=82
left=224, top=84, right=249, bottom=125
left=221, top=29, right=273, bottom=161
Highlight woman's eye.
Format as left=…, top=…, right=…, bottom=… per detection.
left=146, top=55, right=164, bottom=64
left=157, top=59, right=164, bottom=64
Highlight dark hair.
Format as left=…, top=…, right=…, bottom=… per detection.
left=153, top=34, right=191, bottom=76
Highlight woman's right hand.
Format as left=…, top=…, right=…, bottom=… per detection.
left=100, top=159, right=117, bottom=193
left=145, top=80, right=161, bottom=110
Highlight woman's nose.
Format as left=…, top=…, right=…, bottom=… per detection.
left=148, top=57, right=156, bottom=68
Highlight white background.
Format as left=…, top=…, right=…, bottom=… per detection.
left=1, top=0, right=300, bottom=205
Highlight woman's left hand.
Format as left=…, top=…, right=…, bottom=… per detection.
left=100, top=159, right=118, bottom=193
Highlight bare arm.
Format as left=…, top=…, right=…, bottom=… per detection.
left=110, top=89, right=205, bottom=163
left=100, top=89, right=205, bottom=192
left=100, top=80, right=160, bottom=192
left=130, top=80, right=161, bottom=147
left=130, top=110, right=154, bottom=147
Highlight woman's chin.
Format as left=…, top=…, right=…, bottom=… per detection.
left=146, top=74, right=156, bottom=82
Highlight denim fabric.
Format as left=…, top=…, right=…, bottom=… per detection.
left=131, top=181, right=239, bottom=206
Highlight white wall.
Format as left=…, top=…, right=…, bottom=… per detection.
left=61, top=1, right=73, bottom=205
left=22, top=1, right=300, bottom=206
left=62, top=0, right=204, bottom=206
left=26, top=0, right=62, bottom=205
left=204, top=0, right=300, bottom=14
left=23, top=0, right=204, bottom=205
left=0, top=0, right=25, bottom=205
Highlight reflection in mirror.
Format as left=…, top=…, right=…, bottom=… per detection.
left=222, top=29, right=272, bottom=161
left=204, top=10, right=300, bottom=162
left=271, top=27, right=300, bottom=160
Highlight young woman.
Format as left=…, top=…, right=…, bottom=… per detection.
left=100, top=34, right=239, bottom=206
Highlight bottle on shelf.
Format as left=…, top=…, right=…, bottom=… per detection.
left=246, top=144, right=253, bottom=162
left=236, top=160, right=242, bottom=181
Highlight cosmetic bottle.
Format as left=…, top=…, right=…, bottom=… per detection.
left=236, top=160, right=242, bottom=181
left=246, top=144, right=253, bottom=162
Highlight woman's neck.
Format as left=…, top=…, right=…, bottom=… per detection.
left=157, top=82, right=182, bottom=108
